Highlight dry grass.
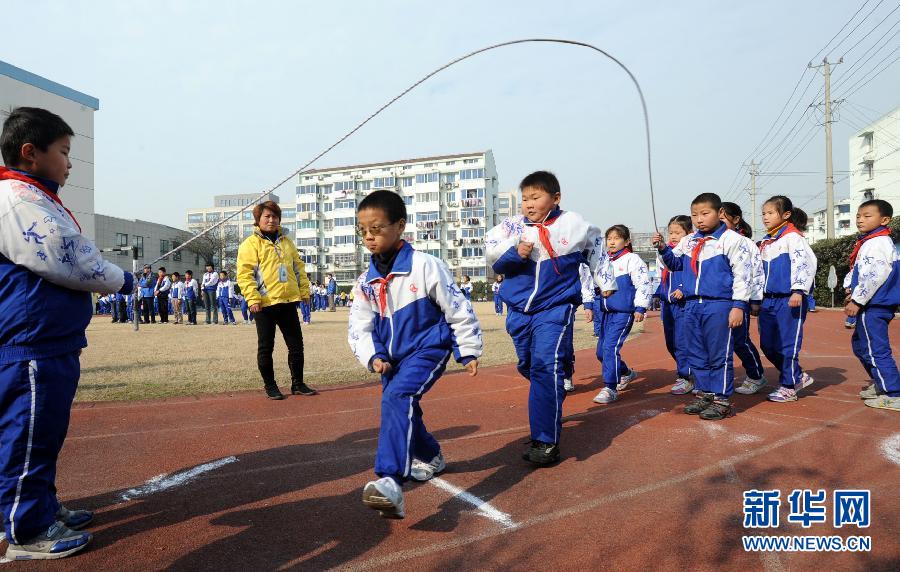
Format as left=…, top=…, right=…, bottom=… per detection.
left=77, top=302, right=638, bottom=402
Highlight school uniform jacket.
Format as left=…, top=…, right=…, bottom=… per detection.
left=655, top=247, right=685, bottom=303
left=599, top=250, right=652, bottom=313
left=759, top=226, right=816, bottom=296
left=657, top=223, right=754, bottom=309
left=843, top=230, right=899, bottom=308
left=348, top=241, right=483, bottom=371
left=183, top=278, right=199, bottom=300
left=484, top=210, right=616, bottom=314
left=216, top=279, right=234, bottom=300
left=0, top=169, right=132, bottom=363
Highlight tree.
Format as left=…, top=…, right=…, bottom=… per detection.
left=190, top=222, right=242, bottom=274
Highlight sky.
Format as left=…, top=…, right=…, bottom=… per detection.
left=4, top=0, right=899, bottom=233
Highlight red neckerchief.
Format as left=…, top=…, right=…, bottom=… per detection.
left=526, top=211, right=562, bottom=275
left=661, top=241, right=677, bottom=284
left=849, top=226, right=891, bottom=267
left=369, top=241, right=405, bottom=313
left=690, top=236, right=714, bottom=274
left=758, top=222, right=802, bottom=253
left=609, top=246, right=632, bottom=261
left=0, top=167, right=82, bottom=231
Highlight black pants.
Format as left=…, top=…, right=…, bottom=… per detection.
left=141, top=297, right=155, bottom=323
left=254, top=302, right=304, bottom=387
left=156, top=293, right=169, bottom=323
left=184, top=299, right=197, bottom=324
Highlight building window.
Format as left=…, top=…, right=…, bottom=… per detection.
left=335, top=199, right=356, bottom=210
left=335, top=181, right=354, bottom=192
left=206, top=212, right=221, bottom=222
left=172, top=241, right=182, bottom=261
left=298, top=184, right=317, bottom=195
left=462, top=266, right=486, bottom=277
left=356, top=180, right=371, bottom=191
left=862, top=160, right=874, bottom=180
left=460, top=168, right=485, bottom=180
left=297, top=238, right=318, bottom=247
left=415, top=173, right=439, bottom=184
left=115, top=232, right=129, bottom=247
left=334, top=216, right=356, bottom=227
left=133, top=235, right=144, bottom=258
left=462, top=228, right=485, bottom=238
left=446, top=191, right=456, bottom=203
left=415, top=192, right=439, bottom=204
left=373, top=177, right=395, bottom=188
left=441, top=172, right=457, bottom=184
left=461, top=207, right=485, bottom=219
left=403, top=195, right=413, bottom=206
left=334, top=235, right=356, bottom=245
left=417, top=230, right=441, bottom=241
left=462, top=247, right=484, bottom=258
left=160, top=239, right=170, bottom=258
left=463, top=158, right=479, bottom=164
left=863, top=188, right=874, bottom=201
left=298, top=220, right=317, bottom=229
left=187, top=213, right=203, bottom=224
left=837, top=204, right=850, bottom=214
left=499, top=198, right=510, bottom=209
left=281, top=209, right=296, bottom=219
left=318, top=184, right=333, bottom=194
left=418, top=211, right=440, bottom=222
left=323, top=220, right=334, bottom=231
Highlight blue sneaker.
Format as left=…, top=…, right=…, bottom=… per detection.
left=56, top=504, right=93, bottom=530
left=616, top=369, right=638, bottom=391
left=4, top=522, right=91, bottom=560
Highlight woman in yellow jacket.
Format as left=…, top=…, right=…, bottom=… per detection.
left=237, top=201, right=318, bottom=400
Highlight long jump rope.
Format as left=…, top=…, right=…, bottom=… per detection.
left=134, top=39, right=658, bottom=328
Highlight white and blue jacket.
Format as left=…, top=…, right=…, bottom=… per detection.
left=598, top=250, right=652, bottom=314
left=842, top=228, right=899, bottom=308
left=171, top=281, right=183, bottom=300
left=759, top=225, right=816, bottom=296
left=655, top=243, right=685, bottom=303
left=657, top=223, right=754, bottom=309
left=0, top=172, right=132, bottom=364
left=485, top=210, right=616, bottom=314
left=217, top=279, right=234, bottom=300
left=156, top=275, right=171, bottom=295
left=183, top=278, right=198, bottom=300
left=348, top=241, right=483, bottom=370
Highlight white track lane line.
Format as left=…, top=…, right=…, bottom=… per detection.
left=119, top=456, right=238, bottom=501
left=430, top=477, right=519, bottom=529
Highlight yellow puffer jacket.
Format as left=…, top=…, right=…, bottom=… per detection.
left=236, top=227, right=310, bottom=308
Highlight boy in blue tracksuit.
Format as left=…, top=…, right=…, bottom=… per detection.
left=138, top=264, right=156, bottom=324
left=183, top=270, right=198, bottom=325
left=349, top=191, right=482, bottom=519
left=486, top=171, right=616, bottom=465
left=757, top=196, right=817, bottom=403
left=0, top=107, right=134, bottom=559
left=844, top=199, right=899, bottom=411
left=654, top=193, right=754, bottom=421
left=216, top=271, right=236, bottom=325
left=591, top=225, right=652, bottom=404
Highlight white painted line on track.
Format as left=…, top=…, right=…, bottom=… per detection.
left=119, top=456, right=238, bottom=501
left=880, top=433, right=900, bottom=466
left=430, top=477, right=518, bottom=529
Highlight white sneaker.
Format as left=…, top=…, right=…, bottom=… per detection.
left=796, top=373, right=814, bottom=391
left=616, top=369, right=638, bottom=391
left=734, top=376, right=768, bottom=395
left=670, top=377, right=695, bottom=395
left=593, top=387, right=618, bottom=404
left=410, top=452, right=445, bottom=482
left=563, top=378, right=575, bottom=392
left=362, top=477, right=405, bottom=518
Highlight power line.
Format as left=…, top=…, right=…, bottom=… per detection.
left=839, top=3, right=900, bottom=58
left=827, top=0, right=888, bottom=57
left=814, top=0, right=874, bottom=60
left=831, top=26, right=900, bottom=93
left=841, top=49, right=900, bottom=98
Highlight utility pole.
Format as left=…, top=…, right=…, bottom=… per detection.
left=743, top=160, right=760, bottom=238
left=809, top=57, right=842, bottom=239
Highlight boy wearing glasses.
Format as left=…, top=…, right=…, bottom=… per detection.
left=348, top=190, right=483, bottom=519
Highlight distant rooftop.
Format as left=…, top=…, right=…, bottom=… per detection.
left=303, top=151, right=487, bottom=175
left=0, top=60, right=100, bottom=110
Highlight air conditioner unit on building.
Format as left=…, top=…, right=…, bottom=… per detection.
left=451, top=258, right=460, bottom=265
left=321, top=247, right=329, bottom=252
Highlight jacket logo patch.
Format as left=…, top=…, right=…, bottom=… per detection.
left=560, top=238, right=569, bottom=246
left=409, top=284, right=418, bottom=293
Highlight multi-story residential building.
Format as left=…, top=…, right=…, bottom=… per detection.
left=848, top=105, right=900, bottom=217
left=186, top=193, right=294, bottom=269
left=1, top=60, right=99, bottom=240
left=497, top=191, right=519, bottom=219
left=808, top=198, right=855, bottom=243
left=295, top=150, right=499, bottom=284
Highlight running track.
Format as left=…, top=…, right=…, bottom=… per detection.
left=2, top=310, right=898, bottom=570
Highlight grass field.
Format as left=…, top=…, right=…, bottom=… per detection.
left=77, top=302, right=633, bottom=402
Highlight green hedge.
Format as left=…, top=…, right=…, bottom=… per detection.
left=810, top=216, right=900, bottom=308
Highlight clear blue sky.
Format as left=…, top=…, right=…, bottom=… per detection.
left=5, top=0, right=899, bottom=232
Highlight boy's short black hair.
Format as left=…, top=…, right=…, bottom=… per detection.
left=158, top=266, right=166, bottom=273
left=185, top=270, right=193, bottom=276
left=860, top=199, right=893, bottom=218
left=691, top=193, right=722, bottom=210
left=219, top=270, right=227, bottom=276
left=519, top=170, right=560, bottom=197
left=1, top=107, right=75, bottom=166
left=172, top=272, right=181, bottom=278
left=357, top=190, right=407, bottom=223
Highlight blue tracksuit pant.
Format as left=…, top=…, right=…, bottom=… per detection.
left=494, top=297, right=503, bottom=315
left=240, top=300, right=254, bottom=323
left=758, top=296, right=807, bottom=388
left=375, top=348, right=450, bottom=484
left=217, top=297, right=235, bottom=324
left=661, top=300, right=691, bottom=379
left=0, top=353, right=79, bottom=544
left=682, top=299, right=735, bottom=398
left=507, top=304, right=575, bottom=444
left=734, top=307, right=765, bottom=381
left=299, top=300, right=311, bottom=324
left=594, top=311, right=634, bottom=389
left=852, top=306, right=900, bottom=397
